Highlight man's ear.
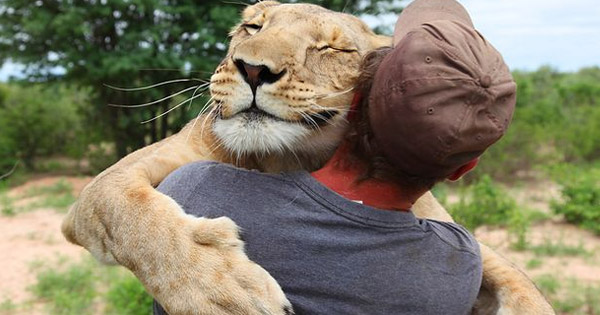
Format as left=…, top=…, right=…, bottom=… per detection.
left=447, top=158, right=479, bottom=181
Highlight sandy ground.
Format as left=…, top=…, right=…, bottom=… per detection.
left=476, top=221, right=600, bottom=283
left=0, top=177, right=90, bottom=306
left=0, top=175, right=599, bottom=313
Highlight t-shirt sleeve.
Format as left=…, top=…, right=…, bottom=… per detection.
left=427, top=220, right=481, bottom=257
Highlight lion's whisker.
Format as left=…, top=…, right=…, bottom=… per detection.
left=187, top=85, right=207, bottom=110
left=104, top=79, right=208, bottom=92
left=197, top=98, right=217, bottom=118
left=136, top=69, right=211, bottom=76
left=141, top=92, right=206, bottom=124
left=220, top=0, right=252, bottom=7
left=299, top=112, right=321, bottom=130
left=207, top=133, right=227, bottom=157
left=199, top=99, right=219, bottom=140
left=186, top=97, right=215, bottom=143
left=314, top=87, right=354, bottom=100
left=109, top=85, right=208, bottom=108
left=292, top=106, right=340, bottom=129
left=304, top=100, right=345, bottom=113
left=287, top=107, right=321, bottom=130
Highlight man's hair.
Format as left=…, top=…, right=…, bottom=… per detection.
left=346, top=47, right=444, bottom=193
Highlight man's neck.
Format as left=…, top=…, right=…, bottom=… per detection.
left=310, top=143, right=419, bottom=211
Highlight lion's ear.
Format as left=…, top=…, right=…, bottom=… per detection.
left=242, top=1, right=281, bottom=21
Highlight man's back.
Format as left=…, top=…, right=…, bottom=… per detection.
left=154, top=161, right=482, bottom=315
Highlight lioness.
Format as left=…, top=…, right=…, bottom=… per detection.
left=62, top=2, right=553, bottom=314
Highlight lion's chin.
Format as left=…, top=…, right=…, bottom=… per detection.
left=212, top=115, right=311, bottom=157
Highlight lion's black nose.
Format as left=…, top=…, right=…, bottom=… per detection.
left=234, top=59, right=286, bottom=94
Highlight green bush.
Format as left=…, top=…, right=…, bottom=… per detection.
left=465, top=66, right=600, bottom=182
left=551, top=164, right=600, bottom=234
left=105, top=273, right=153, bottom=315
left=449, top=175, right=517, bottom=231
left=85, top=142, right=119, bottom=175
left=555, top=105, right=600, bottom=162
left=0, top=84, right=88, bottom=170
left=29, top=256, right=153, bottom=315
left=30, top=260, right=97, bottom=315
left=0, top=136, right=18, bottom=174
left=534, top=275, right=600, bottom=314
left=0, top=299, right=17, bottom=312
left=528, top=239, right=590, bottom=257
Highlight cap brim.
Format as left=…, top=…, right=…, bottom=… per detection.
left=394, top=0, right=474, bottom=45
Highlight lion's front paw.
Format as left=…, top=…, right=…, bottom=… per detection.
left=155, top=216, right=293, bottom=315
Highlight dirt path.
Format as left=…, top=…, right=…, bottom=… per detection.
left=475, top=178, right=600, bottom=285
left=476, top=221, right=600, bottom=283
left=0, top=177, right=91, bottom=305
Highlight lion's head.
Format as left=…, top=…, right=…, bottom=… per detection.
left=208, top=1, right=390, bottom=170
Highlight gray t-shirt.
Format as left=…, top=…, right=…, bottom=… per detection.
left=153, top=161, right=482, bottom=315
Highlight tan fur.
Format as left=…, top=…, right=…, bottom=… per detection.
left=63, top=2, right=554, bottom=314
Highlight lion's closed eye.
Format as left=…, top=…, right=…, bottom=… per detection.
left=316, top=44, right=357, bottom=53
left=243, top=24, right=262, bottom=35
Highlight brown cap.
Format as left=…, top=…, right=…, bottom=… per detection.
left=368, top=0, right=517, bottom=179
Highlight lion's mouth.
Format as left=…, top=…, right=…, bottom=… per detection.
left=232, top=104, right=339, bottom=128
left=240, top=105, right=282, bottom=122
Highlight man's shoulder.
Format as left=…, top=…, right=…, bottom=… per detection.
left=166, top=160, right=231, bottom=180
left=163, top=161, right=290, bottom=184
left=160, top=161, right=258, bottom=189
left=158, top=161, right=221, bottom=192
left=157, top=161, right=295, bottom=206
left=423, top=219, right=481, bottom=257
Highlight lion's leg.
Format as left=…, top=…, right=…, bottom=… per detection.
left=62, top=121, right=292, bottom=314
left=62, top=121, right=210, bottom=262
left=412, top=192, right=554, bottom=315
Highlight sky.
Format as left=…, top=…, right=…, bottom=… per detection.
left=366, top=0, right=600, bottom=72
left=1, top=0, right=599, bottom=80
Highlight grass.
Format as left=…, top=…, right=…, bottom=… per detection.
left=0, top=299, right=17, bottom=312
left=0, top=193, right=15, bottom=216
left=528, top=239, right=590, bottom=258
left=105, top=274, right=154, bottom=315
left=0, top=180, right=14, bottom=216
left=535, top=274, right=560, bottom=295
left=30, top=259, right=97, bottom=314
left=28, top=255, right=153, bottom=315
left=526, top=258, right=543, bottom=269
left=25, top=178, right=73, bottom=197
left=535, top=274, right=600, bottom=314
left=33, top=193, right=77, bottom=213
left=0, top=178, right=76, bottom=216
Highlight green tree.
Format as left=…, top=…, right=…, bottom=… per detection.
left=0, top=0, right=398, bottom=157
left=0, top=84, right=85, bottom=169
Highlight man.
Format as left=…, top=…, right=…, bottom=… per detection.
left=154, top=0, right=516, bottom=313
